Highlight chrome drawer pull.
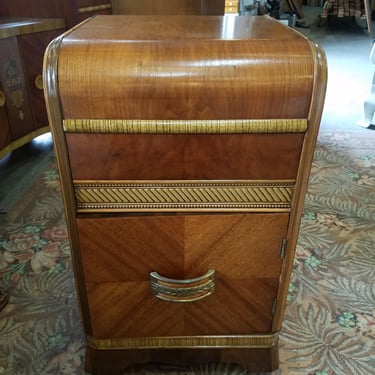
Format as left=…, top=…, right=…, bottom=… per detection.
left=150, top=269, right=215, bottom=303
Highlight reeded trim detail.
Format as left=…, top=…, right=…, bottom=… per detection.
left=63, top=118, right=308, bottom=134
left=86, top=333, right=279, bottom=349
left=74, top=180, right=294, bottom=213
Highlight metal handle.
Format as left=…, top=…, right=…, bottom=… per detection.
left=150, top=269, right=215, bottom=303
left=78, top=3, right=112, bottom=14
left=35, top=75, right=43, bottom=90
left=0, top=90, right=5, bottom=107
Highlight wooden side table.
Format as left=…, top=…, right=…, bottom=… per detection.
left=44, top=15, right=327, bottom=374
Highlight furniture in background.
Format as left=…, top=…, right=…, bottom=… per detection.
left=112, top=0, right=225, bottom=14
left=0, top=0, right=113, bottom=159
left=44, top=15, right=327, bottom=374
left=320, top=0, right=373, bottom=36
left=0, top=1, right=228, bottom=159
left=0, top=0, right=112, bottom=29
left=0, top=18, right=65, bottom=159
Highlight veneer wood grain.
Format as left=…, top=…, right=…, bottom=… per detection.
left=67, top=133, right=303, bottom=180
left=43, top=15, right=327, bottom=374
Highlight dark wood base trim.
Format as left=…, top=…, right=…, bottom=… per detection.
left=85, top=345, right=279, bottom=374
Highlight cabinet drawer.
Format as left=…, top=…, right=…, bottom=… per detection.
left=67, top=133, right=304, bottom=181
left=77, top=212, right=288, bottom=338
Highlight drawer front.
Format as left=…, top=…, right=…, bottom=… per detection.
left=77, top=213, right=288, bottom=338
left=67, top=133, right=304, bottom=181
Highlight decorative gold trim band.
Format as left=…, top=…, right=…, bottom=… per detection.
left=74, top=180, right=295, bottom=213
left=78, top=4, right=112, bottom=14
left=63, top=118, right=308, bottom=134
left=86, top=333, right=279, bottom=350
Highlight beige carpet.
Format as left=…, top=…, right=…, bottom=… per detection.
left=0, top=130, right=374, bottom=374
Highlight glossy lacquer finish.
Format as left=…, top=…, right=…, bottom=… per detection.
left=58, top=15, right=314, bottom=120
left=43, top=14, right=327, bottom=375
left=78, top=213, right=289, bottom=338
left=66, top=133, right=304, bottom=180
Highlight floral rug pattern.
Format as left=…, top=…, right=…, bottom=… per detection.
left=0, top=131, right=375, bottom=375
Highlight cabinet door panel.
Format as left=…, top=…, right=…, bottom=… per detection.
left=0, top=37, right=34, bottom=139
left=77, top=213, right=288, bottom=338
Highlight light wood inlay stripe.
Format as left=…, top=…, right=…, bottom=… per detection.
left=86, top=333, right=279, bottom=349
left=74, top=180, right=294, bottom=212
left=63, top=119, right=308, bottom=134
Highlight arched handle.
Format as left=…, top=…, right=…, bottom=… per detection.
left=150, top=269, right=215, bottom=303
left=0, top=90, right=5, bottom=107
left=35, top=75, right=43, bottom=90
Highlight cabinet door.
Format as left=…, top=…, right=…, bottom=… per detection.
left=77, top=212, right=288, bottom=339
left=0, top=37, right=34, bottom=140
left=0, top=82, right=12, bottom=152
left=18, top=29, right=65, bottom=130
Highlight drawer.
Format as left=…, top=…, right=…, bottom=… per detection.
left=76, top=212, right=289, bottom=338
left=66, top=133, right=304, bottom=180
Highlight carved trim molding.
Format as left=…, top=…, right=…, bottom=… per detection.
left=63, top=118, right=308, bottom=134
left=86, top=333, right=279, bottom=349
left=74, top=180, right=295, bottom=212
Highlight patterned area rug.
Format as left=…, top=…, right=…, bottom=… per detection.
left=0, top=131, right=374, bottom=375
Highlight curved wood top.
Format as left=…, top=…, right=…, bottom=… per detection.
left=56, top=15, right=318, bottom=120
